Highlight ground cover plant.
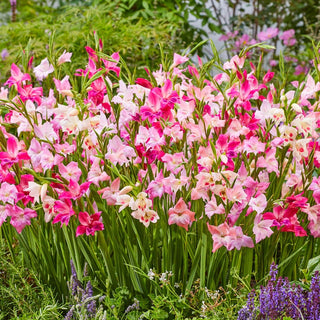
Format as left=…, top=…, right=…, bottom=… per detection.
left=0, top=237, right=63, bottom=319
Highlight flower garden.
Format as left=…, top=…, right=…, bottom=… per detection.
left=1, top=1, right=320, bottom=319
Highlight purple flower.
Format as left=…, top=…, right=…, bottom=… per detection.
left=1, top=49, right=9, bottom=61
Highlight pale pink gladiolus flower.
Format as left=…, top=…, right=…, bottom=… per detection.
left=207, top=222, right=254, bottom=252
left=87, top=158, right=110, bottom=185
left=292, top=138, right=310, bottom=161
left=42, top=196, right=56, bottom=222
left=34, top=58, right=54, bottom=81
left=242, top=137, right=265, bottom=155
left=146, top=170, right=169, bottom=199
left=131, top=208, right=159, bottom=227
left=57, top=50, right=72, bottom=65
left=223, top=55, right=245, bottom=71
left=129, top=192, right=152, bottom=211
left=38, top=148, right=55, bottom=171
left=58, top=161, right=82, bottom=182
left=99, top=177, right=132, bottom=205
left=130, top=192, right=159, bottom=227
left=116, top=194, right=132, bottom=212
left=53, top=76, right=73, bottom=97
left=25, top=181, right=48, bottom=204
left=0, top=182, right=18, bottom=204
left=168, top=197, right=195, bottom=231
left=226, top=185, right=247, bottom=203
left=205, top=196, right=225, bottom=218
left=249, top=194, right=267, bottom=214
left=253, top=213, right=274, bottom=243
left=0, top=205, right=9, bottom=226
left=105, top=135, right=136, bottom=166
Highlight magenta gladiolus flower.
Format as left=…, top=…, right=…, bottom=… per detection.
left=52, top=199, right=75, bottom=227
left=76, top=211, right=104, bottom=236
left=4, top=63, right=31, bottom=87
left=0, top=136, right=30, bottom=167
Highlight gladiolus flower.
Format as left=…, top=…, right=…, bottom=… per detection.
left=76, top=211, right=104, bottom=236
left=168, top=198, right=195, bottom=231
left=34, top=58, right=54, bottom=81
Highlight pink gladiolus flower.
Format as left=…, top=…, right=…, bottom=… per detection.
left=85, top=46, right=98, bottom=62
left=0, top=136, right=30, bottom=167
left=226, top=185, right=247, bottom=203
left=219, top=30, right=239, bottom=41
left=105, top=135, right=136, bottom=166
left=98, top=178, right=132, bottom=205
left=53, top=76, right=72, bottom=97
left=171, top=53, right=189, bottom=67
left=135, top=78, right=153, bottom=89
left=0, top=205, right=8, bottom=226
left=253, top=213, right=273, bottom=243
left=58, top=162, right=82, bottom=183
left=9, top=205, right=37, bottom=233
left=42, top=196, right=56, bottom=223
left=59, top=179, right=91, bottom=200
left=146, top=170, right=170, bottom=199
left=0, top=182, right=18, bottom=204
left=57, top=50, right=72, bottom=65
left=257, top=27, right=278, bottom=41
left=207, top=222, right=254, bottom=252
left=263, top=206, right=306, bottom=236
left=76, top=211, right=104, bottom=236
left=27, top=139, right=43, bottom=168
left=242, top=136, right=265, bottom=155
left=223, top=55, right=245, bottom=71
left=102, top=52, right=120, bottom=77
left=168, top=198, right=195, bottom=231
left=234, top=34, right=256, bottom=49
left=52, top=199, right=75, bottom=226
left=249, top=194, right=267, bottom=214
left=4, top=63, right=31, bottom=87
left=34, top=58, right=54, bottom=81
left=205, top=196, right=225, bottom=218
left=17, top=84, right=43, bottom=105
left=263, top=70, right=274, bottom=83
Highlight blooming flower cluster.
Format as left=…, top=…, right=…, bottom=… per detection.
left=0, top=42, right=320, bottom=254
left=238, top=263, right=320, bottom=319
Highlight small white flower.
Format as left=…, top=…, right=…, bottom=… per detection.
left=147, top=269, right=155, bottom=280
